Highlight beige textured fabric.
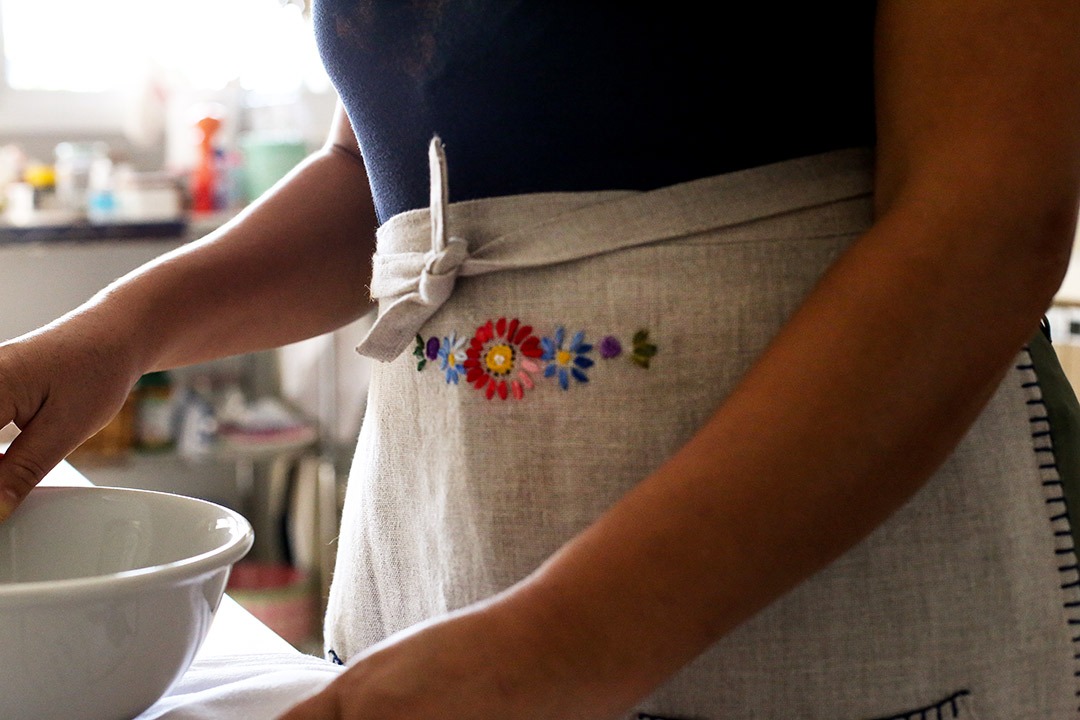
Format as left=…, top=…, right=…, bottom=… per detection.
left=325, top=145, right=1079, bottom=718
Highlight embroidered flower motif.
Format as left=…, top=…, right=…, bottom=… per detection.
left=464, top=317, right=543, bottom=400
left=541, top=326, right=594, bottom=390
left=438, top=332, right=468, bottom=385
left=599, top=335, right=622, bottom=359
left=630, top=329, right=658, bottom=368
left=422, top=322, right=653, bottom=395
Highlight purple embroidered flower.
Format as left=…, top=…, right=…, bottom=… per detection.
left=599, top=335, right=622, bottom=359
left=425, top=336, right=441, bottom=361
left=541, top=326, right=594, bottom=390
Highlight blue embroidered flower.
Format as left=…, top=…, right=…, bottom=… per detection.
left=438, top=332, right=468, bottom=385
left=541, top=326, right=594, bottom=390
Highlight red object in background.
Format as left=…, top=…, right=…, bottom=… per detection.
left=227, top=561, right=315, bottom=649
left=191, top=113, right=223, bottom=213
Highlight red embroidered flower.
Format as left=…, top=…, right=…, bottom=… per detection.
left=464, top=317, right=543, bottom=400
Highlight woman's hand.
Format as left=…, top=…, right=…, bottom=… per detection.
left=0, top=312, right=144, bottom=520
left=277, top=597, right=627, bottom=720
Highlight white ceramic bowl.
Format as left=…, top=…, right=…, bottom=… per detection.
left=0, top=486, right=254, bottom=720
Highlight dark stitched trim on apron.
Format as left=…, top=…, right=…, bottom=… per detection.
left=1029, top=325, right=1080, bottom=546
left=867, top=689, right=971, bottom=720
left=1023, top=329, right=1080, bottom=715
left=637, top=689, right=973, bottom=720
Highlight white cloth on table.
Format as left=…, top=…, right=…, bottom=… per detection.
left=134, top=652, right=344, bottom=720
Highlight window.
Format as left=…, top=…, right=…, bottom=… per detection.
left=0, top=0, right=329, bottom=134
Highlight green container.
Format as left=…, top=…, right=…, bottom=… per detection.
left=240, top=136, right=309, bottom=202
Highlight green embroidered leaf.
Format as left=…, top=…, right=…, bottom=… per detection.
left=630, top=329, right=657, bottom=369
left=417, top=359, right=427, bottom=372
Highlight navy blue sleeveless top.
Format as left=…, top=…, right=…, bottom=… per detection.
left=313, top=2, right=877, bottom=224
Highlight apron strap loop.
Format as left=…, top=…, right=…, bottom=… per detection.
left=357, top=137, right=469, bottom=362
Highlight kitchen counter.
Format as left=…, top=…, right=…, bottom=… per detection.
left=0, top=219, right=189, bottom=245
left=0, top=210, right=235, bottom=342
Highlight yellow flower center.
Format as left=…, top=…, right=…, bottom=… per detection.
left=447, top=352, right=456, bottom=367
left=556, top=349, right=573, bottom=366
left=485, top=343, right=514, bottom=375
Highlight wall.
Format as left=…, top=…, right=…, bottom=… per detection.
left=1057, top=220, right=1080, bottom=304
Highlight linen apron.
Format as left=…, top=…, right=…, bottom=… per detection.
left=324, top=139, right=1080, bottom=718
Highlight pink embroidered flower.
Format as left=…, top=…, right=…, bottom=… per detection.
left=464, top=317, right=543, bottom=400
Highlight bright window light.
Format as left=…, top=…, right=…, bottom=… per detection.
left=0, top=0, right=328, bottom=94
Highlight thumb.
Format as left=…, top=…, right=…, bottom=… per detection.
left=277, top=687, right=344, bottom=720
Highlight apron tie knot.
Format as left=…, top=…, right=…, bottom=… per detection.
left=418, top=235, right=468, bottom=303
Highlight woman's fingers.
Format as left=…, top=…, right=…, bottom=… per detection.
left=0, top=348, right=56, bottom=520
left=0, top=411, right=85, bottom=521
left=0, top=328, right=141, bottom=522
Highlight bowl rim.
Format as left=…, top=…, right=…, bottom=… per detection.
left=0, top=486, right=254, bottom=604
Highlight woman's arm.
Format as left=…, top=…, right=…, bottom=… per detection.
left=107, top=103, right=376, bottom=371
left=282, top=2, right=1080, bottom=718
left=0, top=102, right=376, bottom=515
left=504, top=0, right=1080, bottom=711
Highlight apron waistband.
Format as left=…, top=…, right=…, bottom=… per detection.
left=356, top=136, right=874, bottom=362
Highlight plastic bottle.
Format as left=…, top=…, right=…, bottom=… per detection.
left=70, top=390, right=136, bottom=461
left=191, top=112, right=223, bottom=214
left=54, top=141, right=109, bottom=215
left=176, top=376, right=218, bottom=460
left=134, top=371, right=175, bottom=452
left=23, top=163, right=59, bottom=211
left=85, top=155, right=116, bottom=223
